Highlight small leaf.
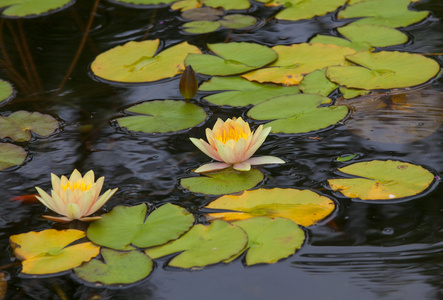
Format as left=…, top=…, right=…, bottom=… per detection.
left=0, top=80, right=14, bottom=104
left=0, top=111, right=58, bottom=142
left=87, top=203, right=194, bottom=250
left=117, top=100, right=207, bottom=134
left=232, top=217, right=305, bottom=265
left=145, top=220, right=248, bottom=268
left=180, top=168, right=264, bottom=195
left=74, top=249, right=154, bottom=285
left=300, top=68, right=338, bottom=96
left=328, top=160, right=435, bottom=200
left=9, top=229, right=99, bottom=275
left=0, top=0, right=74, bottom=18
left=0, top=143, right=27, bottom=171
left=204, top=188, right=336, bottom=227
left=336, top=154, right=357, bottom=162
left=91, top=40, right=201, bottom=83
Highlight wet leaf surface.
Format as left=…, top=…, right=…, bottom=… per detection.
left=0, top=111, right=58, bottom=142
left=0, top=143, right=27, bottom=171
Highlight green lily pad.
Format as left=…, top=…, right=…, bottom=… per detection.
left=91, top=40, right=201, bottom=83
left=231, top=217, right=305, bottom=265
left=300, top=69, right=338, bottom=96
left=185, top=42, right=277, bottom=76
left=205, top=188, right=336, bottom=227
left=182, top=7, right=223, bottom=21
left=0, top=80, right=14, bottom=104
left=74, top=249, right=154, bottom=285
left=219, top=14, right=257, bottom=29
left=338, top=24, right=408, bottom=47
left=117, top=100, right=207, bottom=134
left=172, top=0, right=250, bottom=11
left=326, top=51, right=440, bottom=90
left=199, top=76, right=300, bottom=107
left=247, top=94, right=348, bottom=134
left=145, top=220, right=248, bottom=268
left=0, top=0, right=73, bottom=18
left=183, top=21, right=221, bottom=34
left=0, top=111, right=58, bottom=142
left=337, top=0, right=430, bottom=27
left=339, top=87, right=370, bottom=99
left=310, top=35, right=372, bottom=52
left=87, top=203, right=194, bottom=250
left=0, top=143, right=27, bottom=171
left=328, top=160, right=435, bottom=200
left=336, top=154, right=357, bottom=162
left=112, top=0, right=176, bottom=5
left=275, top=0, right=347, bottom=21
left=242, top=43, right=356, bottom=86
left=10, top=229, right=100, bottom=275
left=180, top=168, right=264, bottom=195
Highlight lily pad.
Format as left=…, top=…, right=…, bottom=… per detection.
left=300, top=69, right=338, bottom=96
left=182, top=7, right=223, bottom=21
left=204, top=188, right=336, bottom=227
left=74, top=249, right=154, bottom=285
left=0, top=0, right=73, bottom=18
left=199, top=76, right=300, bottom=107
left=91, top=40, right=201, bottom=83
left=275, top=0, right=347, bottom=21
left=242, top=43, right=356, bottom=86
left=328, top=160, right=435, bottom=200
left=0, top=143, right=27, bottom=171
left=112, top=0, right=176, bottom=5
left=326, top=51, right=440, bottom=90
left=183, top=21, right=221, bottom=34
left=117, top=100, right=207, bottom=134
left=219, top=14, right=257, bottom=29
left=0, top=80, right=14, bottom=104
left=145, top=220, right=248, bottom=268
left=338, top=24, right=408, bottom=48
left=172, top=0, right=250, bottom=11
left=180, top=168, right=264, bottom=195
left=247, top=94, right=348, bottom=134
left=232, top=217, right=305, bottom=265
left=310, top=35, right=372, bottom=52
left=9, top=229, right=99, bottom=275
left=339, top=87, right=370, bottom=99
left=337, top=0, right=430, bottom=28
left=87, top=203, right=194, bottom=250
left=185, top=42, right=277, bottom=76
left=0, top=111, right=58, bottom=142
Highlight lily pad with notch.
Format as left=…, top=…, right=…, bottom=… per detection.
left=0, top=111, right=58, bottom=142
left=0, top=0, right=74, bottom=18
left=247, top=94, right=348, bottom=134
left=116, top=100, right=207, bottom=134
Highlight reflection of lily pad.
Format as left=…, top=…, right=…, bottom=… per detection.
left=300, top=69, right=338, bottom=96
left=0, top=80, right=14, bottom=104
left=185, top=42, right=277, bottom=76
left=200, top=76, right=300, bottom=107
left=180, top=168, right=264, bottom=195
left=74, top=249, right=154, bottom=285
left=326, top=51, right=440, bottom=90
left=232, top=217, right=305, bottom=265
left=205, top=188, right=336, bottom=227
left=337, top=0, right=429, bottom=27
left=0, top=111, right=58, bottom=142
left=146, top=220, right=248, bottom=268
left=117, top=100, right=207, bottom=134
left=242, top=43, right=355, bottom=86
left=0, top=143, right=27, bottom=171
left=87, top=203, right=194, bottom=250
left=335, top=90, right=443, bottom=143
left=91, top=40, right=201, bottom=83
left=0, top=0, right=74, bottom=18
left=10, top=229, right=99, bottom=275
left=247, top=94, right=348, bottom=134
left=328, top=160, right=435, bottom=200
left=275, top=0, right=347, bottom=21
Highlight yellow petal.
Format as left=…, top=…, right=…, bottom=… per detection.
left=69, top=169, right=82, bottom=182
left=83, top=170, right=95, bottom=185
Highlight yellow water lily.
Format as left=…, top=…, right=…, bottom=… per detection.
left=190, top=117, right=284, bottom=173
left=35, top=170, right=118, bottom=222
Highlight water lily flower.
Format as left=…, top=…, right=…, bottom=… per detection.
left=35, top=169, right=118, bottom=222
left=190, top=117, right=285, bottom=173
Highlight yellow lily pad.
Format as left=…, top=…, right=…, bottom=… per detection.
left=10, top=229, right=100, bottom=275
left=242, top=43, right=356, bottom=86
left=91, top=39, right=201, bottom=83
left=328, top=160, right=435, bottom=200
left=204, top=188, right=336, bottom=227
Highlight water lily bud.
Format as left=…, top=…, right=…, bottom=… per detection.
left=179, top=65, right=198, bottom=99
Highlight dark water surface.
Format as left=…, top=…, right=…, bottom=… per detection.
left=0, top=0, right=442, bottom=299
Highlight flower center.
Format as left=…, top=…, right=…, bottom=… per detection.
left=62, top=181, right=92, bottom=192
left=215, top=127, right=249, bottom=144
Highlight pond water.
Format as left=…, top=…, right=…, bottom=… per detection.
left=0, top=0, right=442, bottom=299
